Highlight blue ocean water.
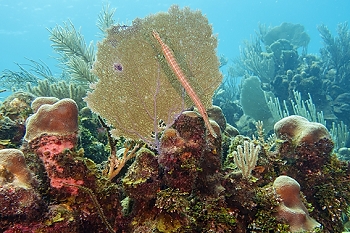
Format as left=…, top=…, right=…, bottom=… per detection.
left=0, top=0, right=349, bottom=99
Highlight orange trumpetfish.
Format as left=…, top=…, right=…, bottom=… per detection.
left=152, top=30, right=217, bottom=138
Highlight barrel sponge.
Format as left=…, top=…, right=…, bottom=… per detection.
left=240, top=76, right=274, bottom=131
left=24, top=98, right=79, bottom=142
left=274, top=115, right=330, bottom=145
left=0, top=149, right=36, bottom=189
left=273, top=175, right=320, bottom=232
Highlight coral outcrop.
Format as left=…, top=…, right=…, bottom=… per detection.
left=0, top=92, right=35, bottom=146
left=122, top=147, right=160, bottom=201
left=0, top=149, right=43, bottom=227
left=273, top=175, right=320, bottom=232
left=24, top=98, right=79, bottom=142
left=274, top=115, right=350, bottom=232
left=124, top=110, right=232, bottom=232
left=158, top=110, right=221, bottom=193
left=23, top=98, right=82, bottom=194
left=274, top=114, right=330, bottom=145
left=0, top=148, right=37, bottom=189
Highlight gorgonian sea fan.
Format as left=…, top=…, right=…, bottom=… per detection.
left=84, top=5, right=222, bottom=147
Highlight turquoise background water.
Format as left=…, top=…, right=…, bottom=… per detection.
left=1, top=0, right=350, bottom=99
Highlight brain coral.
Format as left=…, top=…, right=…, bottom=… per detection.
left=274, top=115, right=330, bottom=145
left=0, top=149, right=36, bottom=189
left=273, top=175, right=320, bottom=232
left=24, top=98, right=79, bottom=142
left=84, top=5, right=222, bottom=145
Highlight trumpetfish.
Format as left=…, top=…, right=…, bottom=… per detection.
left=152, top=30, right=217, bottom=138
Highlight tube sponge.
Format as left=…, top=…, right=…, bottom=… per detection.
left=273, top=175, right=321, bottom=232
left=24, top=98, right=79, bottom=142
left=0, top=149, right=36, bottom=189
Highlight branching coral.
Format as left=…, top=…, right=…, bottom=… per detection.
left=330, top=121, right=349, bottom=151
left=48, top=20, right=97, bottom=85
left=0, top=59, right=57, bottom=91
left=107, top=141, right=140, bottom=180
left=239, top=38, right=276, bottom=83
left=27, top=80, right=87, bottom=108
left=267, top=90, right=326, bottom=125
left=232, top=140, right=260, bottom=178
left=96, top=3, right=116, bottom=37
left=318, top=22, right=350, bottom=86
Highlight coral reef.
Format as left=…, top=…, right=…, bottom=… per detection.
left=0, top=91, right=349, bottom=232
left=1, top=5, right=350, bottom=233
left=215, top=21, right=350, bottom=153
left=0, top=97, right=121, bottom=232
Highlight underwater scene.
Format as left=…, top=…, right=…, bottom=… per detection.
left=1, top=0, right=350, bottom=232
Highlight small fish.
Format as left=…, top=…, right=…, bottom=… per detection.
left=0, top=89, right=6, bottom=93
left=253, top=165, right=266, bottom=174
